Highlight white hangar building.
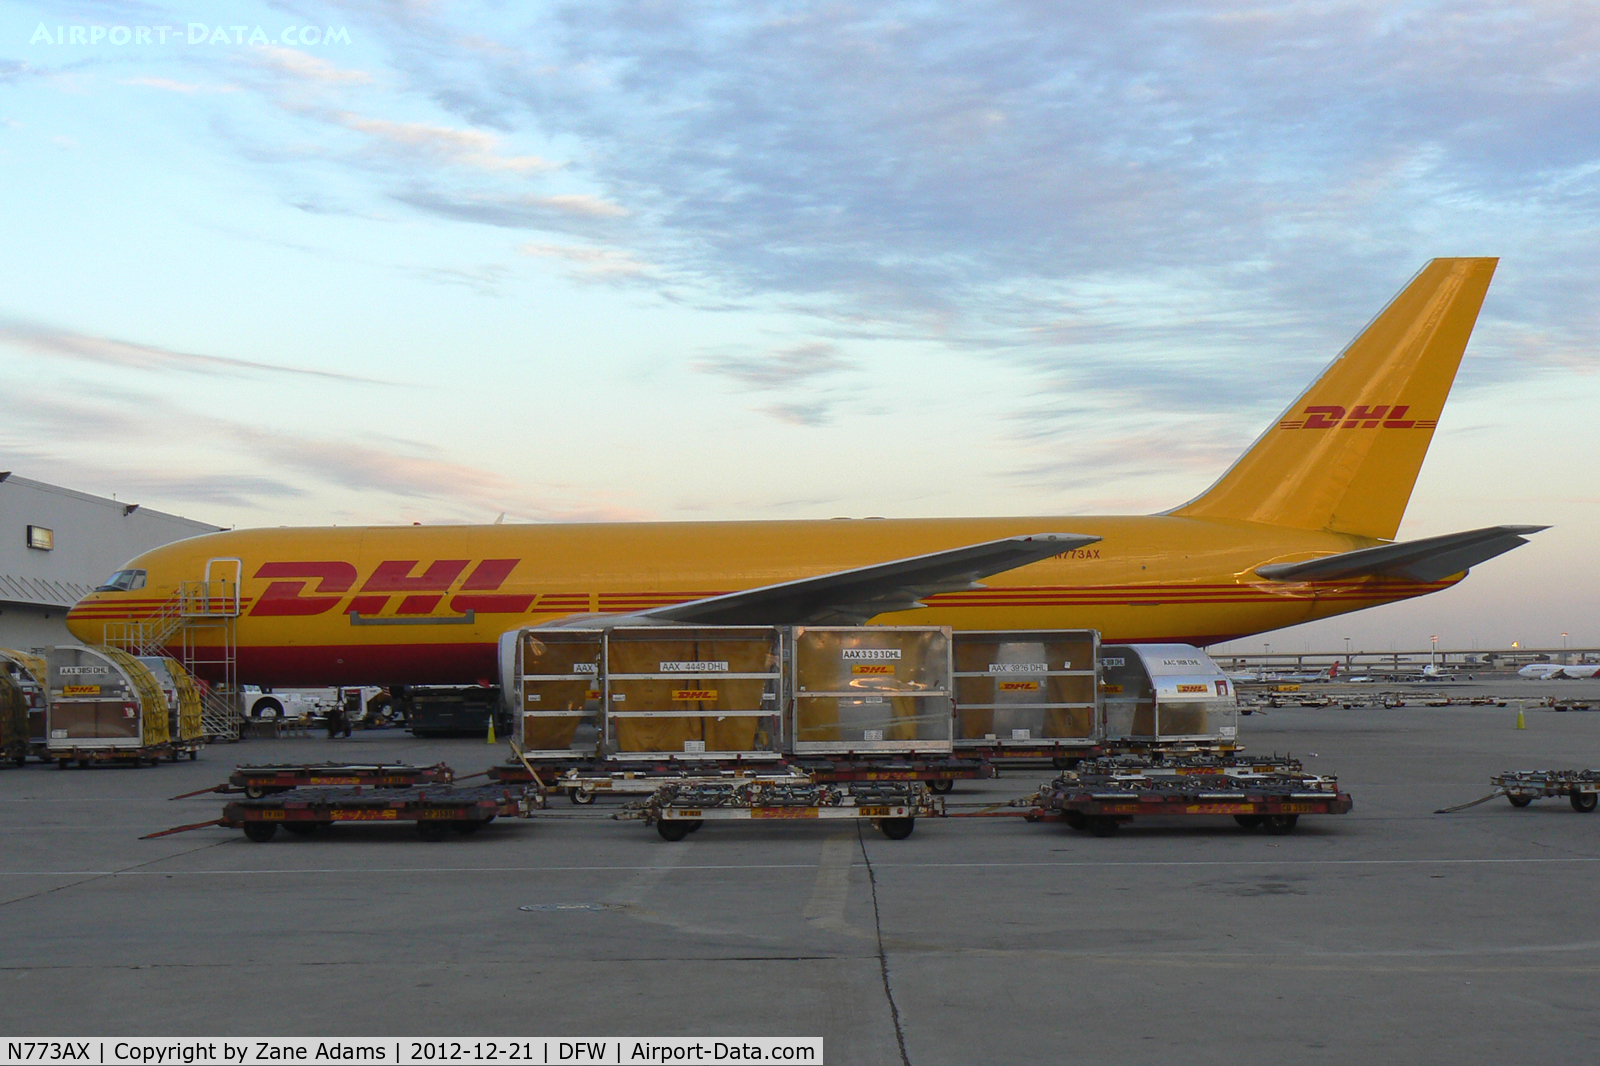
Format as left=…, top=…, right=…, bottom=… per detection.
left=0, top=473, right=221, bottom=653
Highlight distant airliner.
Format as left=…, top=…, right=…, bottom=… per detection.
left=68, top=258, right=1543, bottom=687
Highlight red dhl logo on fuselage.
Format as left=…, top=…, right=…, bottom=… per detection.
left=1277, top=405, right=1438, bottom=430
left=247, top=559, right=531, bottom=618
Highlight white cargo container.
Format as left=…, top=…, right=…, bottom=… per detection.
left=1100, top=644, right=1238, bottom=746
left=46, top=644, right=172, bottom=763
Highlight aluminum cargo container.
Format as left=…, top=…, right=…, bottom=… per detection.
left=790, top=626, right=953, bottom=755
left=508, top=629, right=604, bottom=757
left=605, top=626, right=784, bottom=760
left=46, top=645, right=171, bottom=753
left=952, top=630, right=1099, bottom=748
left=1100, top=644, right=1238, bottom=744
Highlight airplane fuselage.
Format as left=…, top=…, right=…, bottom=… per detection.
left=65, top=516, right=1458, bottom=686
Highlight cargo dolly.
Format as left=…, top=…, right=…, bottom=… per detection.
left=1435, top=770, right=1600, bottom=814
left=618, top=779, right=942, bottom=841
left=229, top=761, right=454, bottom=798
left=51, top=742, right=200, bottom=769
left=219, top=784, right=540, bottom=842
left=1024, top=756, right=1351, bottom=836
left=167, top=761, right=457, bottom=800
left=488, top=753, right=989, bottom=800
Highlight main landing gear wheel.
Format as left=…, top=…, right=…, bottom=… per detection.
left=1263, top=814, right=1299, bottom=835
left=1571, top=792, right=1598, bottom=813
left=242, top=822, right=278, bottom=843
left=656, top=819, right=695, bottom=841
left=926, top=779, right=954, bottom=795
left=877, top=817, right=915, bottom=840
left=1234, top=814, right=1265, bottom=829
left=1508, top=795, right=1534, bottom=808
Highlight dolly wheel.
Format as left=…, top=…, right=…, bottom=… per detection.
left=879, top=817, right=915, bottom=840
left=656, top=819, right=693, bottom=841
left=1571, top=792, right=1598, bottom=814
left=568, top=788, right=595, bottom=805
left=1088, top=816, right=1120, bottom=837
left=926, top=779, right=954, bottom=795
left=1233, top=814, right=1265, bottom=829
left=416, top=820, right=451, bottom=842
left=686, top=820, right=704, bottom=833
left=1063, top=810, right=1087, bottom=831
left=1508, top=795, right=1534, bottom=808
left=242, top=822, right=278, bottom=843
left=283, top=822, right=319, bottom=837
left=452, top=821, right=484, bottom=835
left=244, top=784, right=267, bottom=800
left=1263, top=814, right=1299, bottom=835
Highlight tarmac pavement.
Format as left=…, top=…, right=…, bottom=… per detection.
left=3, top=687, right=1600, bottom=1064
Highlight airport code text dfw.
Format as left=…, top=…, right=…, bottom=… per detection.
left=3, top=1042, right=820, bottom=1065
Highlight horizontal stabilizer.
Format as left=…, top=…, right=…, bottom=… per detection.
left=549, top=533, right=1098, bottom=628
left=1255, top=525, right=1547, bottom=584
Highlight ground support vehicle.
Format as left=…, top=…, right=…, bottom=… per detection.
left=1024, top=758, right=1351, bottom=837
left=222, top=761, right=455, bottom=799
left=1493, top=770, right=1600, bottom=812
left=220, top=784, right=540, bottom=842
left=618, top=779, right=942, bottom=841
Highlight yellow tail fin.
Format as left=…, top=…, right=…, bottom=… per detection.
left=1172, top=257, right=1496, bottom=541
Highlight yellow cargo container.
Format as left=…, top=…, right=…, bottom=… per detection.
left=605, top=626, right=783, bottom=759
left=952, top=630, right=1099, bottom=748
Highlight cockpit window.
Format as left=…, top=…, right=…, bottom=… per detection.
left=96, top=569, right=147, bottom=592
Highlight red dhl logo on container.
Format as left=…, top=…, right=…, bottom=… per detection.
left=852, top=664, right=895, bottom=676
left=62, top=685, right=100, bottom=696
left=998, top=681, right=1040, bottom=692
left=672, top=689, right=718, bottom=701
left=1177, top=684, right=1209, bottom=693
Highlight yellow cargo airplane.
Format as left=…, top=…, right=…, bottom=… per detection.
left=68, top=258, right=1542, bottom=687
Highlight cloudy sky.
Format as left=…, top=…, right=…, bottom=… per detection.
left=2, top=1, right=1597, bottom=650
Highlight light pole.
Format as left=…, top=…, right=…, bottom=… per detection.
left=1344, top=636, right=1352, bottom=669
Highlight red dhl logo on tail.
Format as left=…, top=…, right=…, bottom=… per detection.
left=1277, top=405, right=1438, bottom=430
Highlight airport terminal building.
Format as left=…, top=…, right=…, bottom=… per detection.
left=0, top=473, right=220, bottom=653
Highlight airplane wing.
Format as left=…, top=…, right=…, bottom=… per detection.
left=548, top=533, right=1099, bottom=628
left=1255, top=525, right=1547, bottom=584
